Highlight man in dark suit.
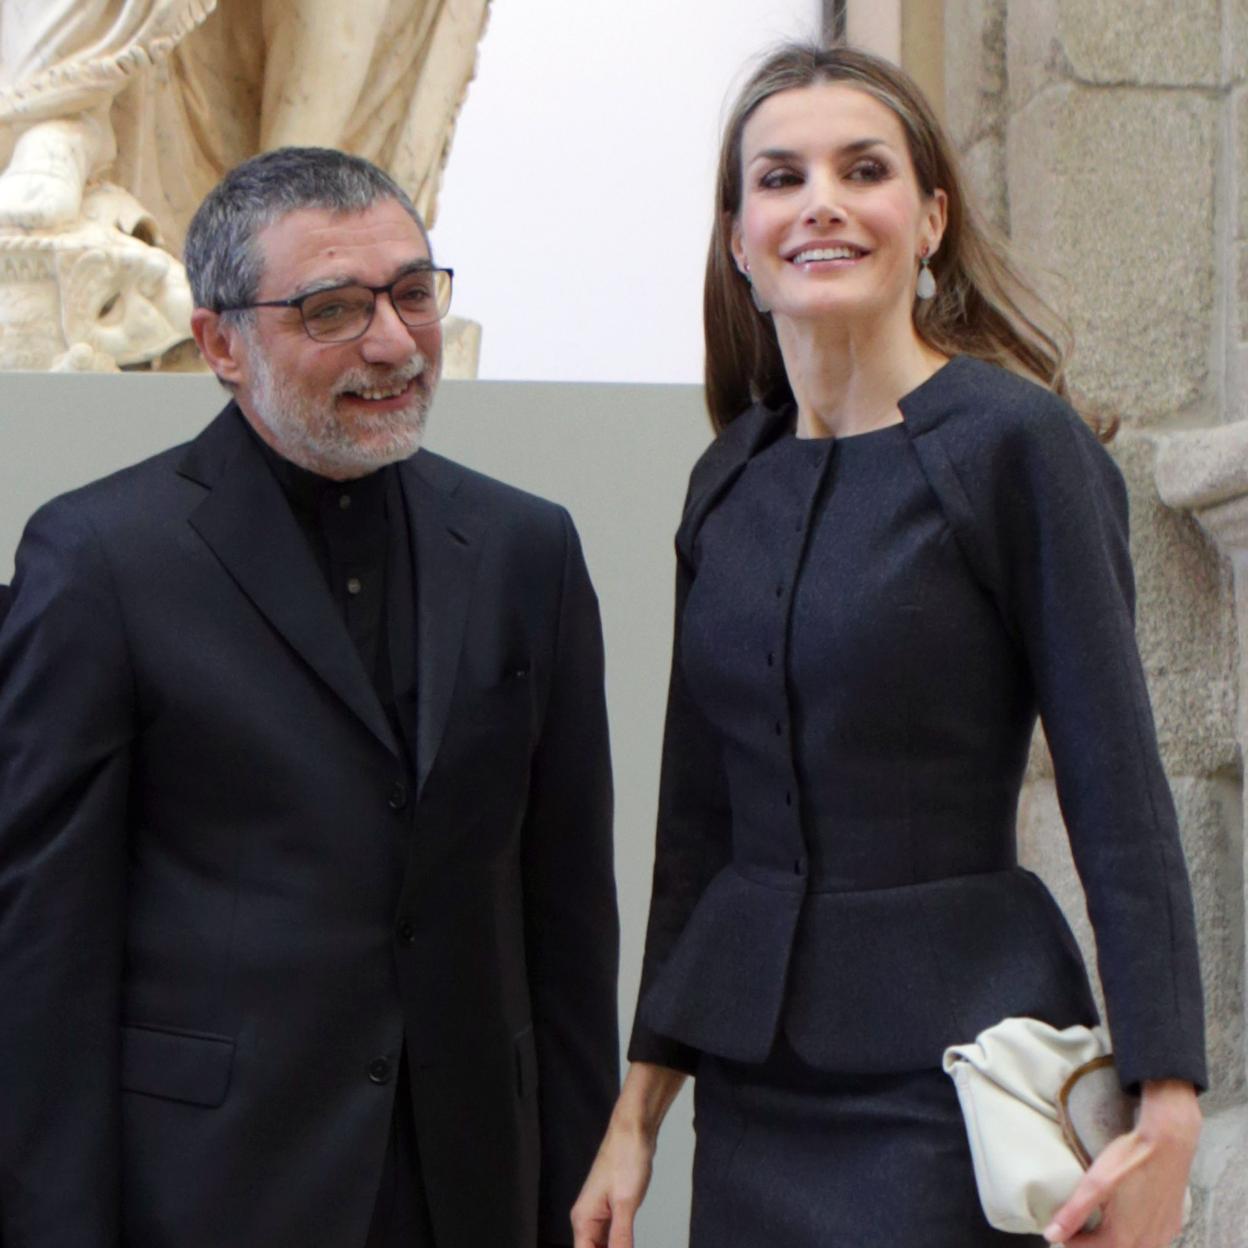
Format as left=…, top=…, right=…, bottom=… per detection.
left=0, top=147, right=619, bottom=1248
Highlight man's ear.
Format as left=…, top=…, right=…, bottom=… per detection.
left=191, top=308, right=246, bottom=387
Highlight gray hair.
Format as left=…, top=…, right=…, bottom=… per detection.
left=183, top=146, right=428, bottom=315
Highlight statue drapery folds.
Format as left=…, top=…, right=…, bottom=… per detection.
left=0, top=0, right=489, bottom=371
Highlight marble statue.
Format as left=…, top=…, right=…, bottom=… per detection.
left=0, top=0, right=490, bottom=373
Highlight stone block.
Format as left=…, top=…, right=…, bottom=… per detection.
left=1234, top=0, right=1248, bottom=83
left=1178, top=1183, right=1210, bottom=1248
left=1239, top=244, right=1248, bottom=346
left=1117, top=435, right=1238, bottom=778
left=1007, top=85, right=1218, bottom=422
left=1213, top=1128, right=1248, bottom=1243
left=959, top=132, right=1007, bottom=234
left=1005, top=0, right=1063, bottom=114
left=944, top=0, right=1007, bottom=149
left=1238, top=91, right=1248, bottom=246
left=1018, top=774, right=1245, bottom=1113
left=1056, top=0, right=1222, bottom=87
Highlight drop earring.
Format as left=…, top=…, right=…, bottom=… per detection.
left=916, top=250, right=937, bottom=300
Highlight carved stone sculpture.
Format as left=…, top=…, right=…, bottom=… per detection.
left=0, top=184, right=193, bottom=371
left=0, top=0, right=489, bottom=373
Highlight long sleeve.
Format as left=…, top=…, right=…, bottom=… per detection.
left=0, top=497, right=135, bottom=1244
left=627, top=543, right=735, bottom=1074
left=520, top=507, right=619, bottom=1241
left=947, top=401, right=1206, bottom=1091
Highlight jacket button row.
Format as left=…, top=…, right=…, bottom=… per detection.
left=388, top=781, right=408, bottom=811
left=397, top=919, right=416, bottom=944
left=766, top=652, right=775, bottom=667
left=368, top=1057, right=393, bottom=1084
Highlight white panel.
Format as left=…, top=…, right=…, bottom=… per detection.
left=430, top=0, right=822, bottom=383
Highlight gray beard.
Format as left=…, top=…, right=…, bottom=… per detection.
left=248, top=346, right=435, bottom=478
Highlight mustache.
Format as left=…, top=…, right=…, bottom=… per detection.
left=332, top=353, right=430, bottom=397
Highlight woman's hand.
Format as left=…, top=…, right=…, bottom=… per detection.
left=570, top=1117, right=657, bottom=1248
left=1044, top=1079, right=1201, bottom=1247
left=570, top=1061, right=687, bottom=1248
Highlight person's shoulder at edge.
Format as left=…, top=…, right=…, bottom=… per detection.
left=19, top=434, right=203, bottom=546
left=410, top=446, right=573, bottom=529
left=408, top=448, right=584, bottom=579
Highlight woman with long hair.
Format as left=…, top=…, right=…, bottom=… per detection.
left=572, top=42, right=1203, bottom=1248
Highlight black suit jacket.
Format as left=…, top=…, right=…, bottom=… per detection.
left=0, top=406, right=619, bottom=1247
left=628, top=356, right=1206, bottom=1093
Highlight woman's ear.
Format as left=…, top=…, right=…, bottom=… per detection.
left=730, top=219, right=749, bottom=277
left=923, top=188, right=949, bottom=259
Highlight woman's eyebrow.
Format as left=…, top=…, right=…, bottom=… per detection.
left=748, top=137, right=892, bottom=164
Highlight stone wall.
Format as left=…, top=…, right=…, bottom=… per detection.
left=944, top=3, right=1247, bottom=1243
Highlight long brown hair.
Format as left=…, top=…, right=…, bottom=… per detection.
left=704, top=44, right=1101, bottom=437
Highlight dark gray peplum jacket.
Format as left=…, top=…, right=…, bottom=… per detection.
left=628, top=355, right=1207, bottom=1094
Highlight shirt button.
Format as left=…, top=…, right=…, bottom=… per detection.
left=397, top=919, right=416, bottom=945
left=346, top=576, right=362, bottom=596
left=367, top=1057, right=393, bottom=1084
left=388, top=781, right=408, bottom=811
left=339, top=493, right=352, bottom=510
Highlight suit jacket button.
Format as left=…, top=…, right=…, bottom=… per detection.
left=388, top=781, right=408, bottom=811
left=368, top=1057, right=393, bottom=1084
left=397, top=919, right=416, bottom=944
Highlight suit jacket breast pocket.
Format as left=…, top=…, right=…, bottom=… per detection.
left=462, top=660, right=535, bottom=739
left=120, top=1023, right=235, bottom=1107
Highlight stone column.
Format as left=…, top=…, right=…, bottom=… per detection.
left=1156, top=429, right=1248, bottom=1245
left=944, top=3, right=1248, bottom=1243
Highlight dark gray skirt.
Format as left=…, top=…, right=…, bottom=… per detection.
left=691, top=1039, right=1044, bottom=1248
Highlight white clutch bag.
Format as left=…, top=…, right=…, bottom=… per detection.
left=942, top=1017, right=1161, bottom=1236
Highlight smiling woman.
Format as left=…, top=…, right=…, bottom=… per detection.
left=702, top=44, right=1077, bottom=433
left=572, top=41, right=1204, bottom=1248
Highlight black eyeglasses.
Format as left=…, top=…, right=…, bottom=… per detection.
left=219, top=267, right=454, bottom=343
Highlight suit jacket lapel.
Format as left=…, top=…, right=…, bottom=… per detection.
left=179, top=407, right=400, bottom=757
left=401, top=452, right=484, bottom=799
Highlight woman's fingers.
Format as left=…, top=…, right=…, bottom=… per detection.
left=1045, top=1132, right=1152, bottom=1243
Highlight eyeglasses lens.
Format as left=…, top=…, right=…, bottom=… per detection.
left=301, top=271, right=452, bottom=342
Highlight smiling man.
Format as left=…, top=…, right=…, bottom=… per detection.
left=0, top=148, right=619, bottom=1248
